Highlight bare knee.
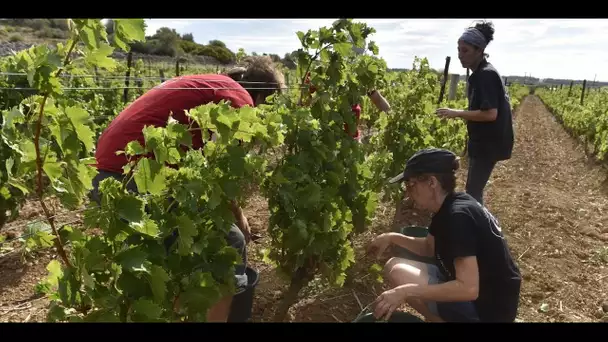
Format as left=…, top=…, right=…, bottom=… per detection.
left=383, top=257, right=404, bottom=285
left=383, top=257, right=428, bottom=287
left=383, top=257, right=399, bottom=278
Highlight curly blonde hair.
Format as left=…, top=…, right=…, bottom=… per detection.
left=225, top=55, right=286, bottom=104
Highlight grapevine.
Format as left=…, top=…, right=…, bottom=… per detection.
left=260, top=19, right=389, bottom=321
left=363, top=58, right=468, bottom=205
left=537, top=85, right=608, bottom=160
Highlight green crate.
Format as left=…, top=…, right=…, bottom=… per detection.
left=391, top=226, right=434, bottom=264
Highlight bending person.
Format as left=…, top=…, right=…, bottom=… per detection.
left=90, top=56, right=285, bottom=322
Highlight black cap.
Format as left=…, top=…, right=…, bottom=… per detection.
left=388, top=148, right=458, bottom=184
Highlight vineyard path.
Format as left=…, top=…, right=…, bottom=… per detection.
left=1, top=95, right=607, bottom=322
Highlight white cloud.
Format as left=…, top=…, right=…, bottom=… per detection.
left=142, top=18, right=608, bottom=81
left=144, top=19, right=195, bottom=36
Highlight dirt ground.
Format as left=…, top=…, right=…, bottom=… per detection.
left=1, top=95, right=607, bottom=322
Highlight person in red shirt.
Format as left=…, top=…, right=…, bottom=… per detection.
left=348, top=90, right=391, bottom=142
left=94, top=74, right=253, bottom=173
left=89, top=56, right=285, bottom=322
left=304, top=73, right=389, bottom=142
left=345, top=103, right=362, bottom=141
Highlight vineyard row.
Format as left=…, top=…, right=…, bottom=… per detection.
left=536, top=86, right=608, bottom=161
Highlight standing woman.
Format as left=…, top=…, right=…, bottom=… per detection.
left=436, top=20, right=514, bottom=206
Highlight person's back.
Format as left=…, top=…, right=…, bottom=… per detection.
left=466, top=60, right=514, bottom=161
left=95, top=74, right=254, bottom=174
left=448, top=192, right=521, bottom=321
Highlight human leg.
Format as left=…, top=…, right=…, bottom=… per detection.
left=227, top=223, right=248, bottom=269
left=383, top=257, right=443, bottom=322
left=465, top=157, right=497, bottom=205
left=383, top=257, right=479, bottom=322
left=166, top=223, right=247, bottom=288
left=424, top=264, right=479, bottom=322
left=207, top=223, right=248, bottom=322
left=91, top=171, right=248, bottom=321
left=89, top=170, right=137, bottom=205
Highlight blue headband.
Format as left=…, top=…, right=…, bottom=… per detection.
left=459, top=28, right=488, bottom=49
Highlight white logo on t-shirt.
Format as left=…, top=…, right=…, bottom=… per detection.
left=479, top=203, right=503, bottom=238
left=436, top=253, right=452, bottom=279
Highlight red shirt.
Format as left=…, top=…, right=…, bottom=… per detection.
left=345, top=104, right=361, bottom=140
left=306, top=76, right=361, bottom=139
left=95, top=74, right=254, bottom=173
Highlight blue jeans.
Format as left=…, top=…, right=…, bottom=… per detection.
left=426, top=263, right=480, bottom=322
left=89, top=169, right=248, bottom=292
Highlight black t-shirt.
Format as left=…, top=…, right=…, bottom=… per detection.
left=429, top=192, right=522, bottom=322
left=466, top=59, right=514, bottom=161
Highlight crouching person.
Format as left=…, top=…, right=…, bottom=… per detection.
left=367, top=148, right=522, bottom=322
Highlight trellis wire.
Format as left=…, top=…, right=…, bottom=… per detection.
left=0, top=85, right=306, bottom=91
left=0, top=72, right=288, bottom=85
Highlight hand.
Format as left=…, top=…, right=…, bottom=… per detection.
left=236, top=212, right=251, bottom=243
left=373, top=287, right=409, bottom=321
left=436, top=108, right=459, bottom=119
left=366, top=233, right=393, bottom=259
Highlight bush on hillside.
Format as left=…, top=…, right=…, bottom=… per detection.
left=129, top=41, right=152, bottom=54
left=37, top=27, right=68, bottom=39
left=47, top=19, right=69, bottom=31
left=208, top=39, right=226, bottom=48
left=180, top=40, right=199, bottom=54
left=1, top=19, right=69, bottom=33
left=196, top=44, right=235, bottom=64
left=182, top=33, right=194, bottom=42
left=0, top=20, right=297, bottom=69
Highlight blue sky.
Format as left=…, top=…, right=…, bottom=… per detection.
left=142, top=18, right=608, bottom=82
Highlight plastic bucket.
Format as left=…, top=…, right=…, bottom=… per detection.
left=227, top=266, right=260, bottom=322
left=395, top=225, right=429, bottom=237
left=391, top=226, right=435, bottom=264
left=353, top=311, right=424, bottom=323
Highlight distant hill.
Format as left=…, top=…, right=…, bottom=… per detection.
left=0, top=19, right=298, bottom=69
left=1, top=19, right=604, bottom=87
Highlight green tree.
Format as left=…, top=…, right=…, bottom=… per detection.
left=182, top=33, right=194, bottom=42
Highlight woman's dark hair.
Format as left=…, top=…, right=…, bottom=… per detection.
left=415, top=158, right=460, bottom=194
left=473, top=20, right=495, bottom=45
left=225, top=55, right=285, bottom=104
left=471, top=20, right=495, bottom=58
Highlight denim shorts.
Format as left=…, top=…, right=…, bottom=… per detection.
left=89, top=169, right=248, bottom=292
left=426, top=263, right=480, bottom=322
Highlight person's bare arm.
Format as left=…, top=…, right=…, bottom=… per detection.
left=230, top=200, right=250, bottom=242
left=389, top=233, right=435, bottom=258
left=368, top=89, right=391, bottom=112
left=454, top=108, right=497, bottom=122
left=437, top=108, right=497, bottom=122
left=229, top=199, right=242, bottom=217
